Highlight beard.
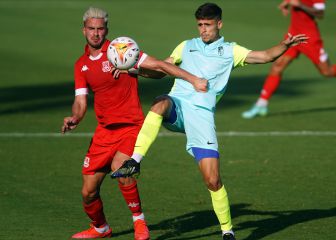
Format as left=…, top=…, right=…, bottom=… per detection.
left=87, top=37, right=105, bottom=49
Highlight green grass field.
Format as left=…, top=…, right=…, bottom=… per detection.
left=0, top=0, right=335, bottom=239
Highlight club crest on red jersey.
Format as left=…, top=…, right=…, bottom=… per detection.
left=102, top=61, right=112, bottom=72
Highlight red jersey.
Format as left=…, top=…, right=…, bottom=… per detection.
left=289, top=0, right=325, bottom=40
left=74, top=40, right=146, bottom=127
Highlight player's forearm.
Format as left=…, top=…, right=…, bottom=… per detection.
left=259, top=32, right=309, bottom=63
left=158, top=61, right=198, bottom=84
left=138, top=68, right=167, bottom=79
left=264, top=42, right=289, bottom=62
left=71, top=101, right=87, bottom=123
left=246, top=42, right=289, bottom=64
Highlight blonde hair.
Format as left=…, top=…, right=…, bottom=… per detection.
left=83, top=7, right=108, bottom=24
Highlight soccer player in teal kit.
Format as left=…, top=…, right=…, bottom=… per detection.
left=112, top=3, right=307, bottom=239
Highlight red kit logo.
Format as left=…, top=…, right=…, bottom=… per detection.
left=102, top=61, right=112, bottom=72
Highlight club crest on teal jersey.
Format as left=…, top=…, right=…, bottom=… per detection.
left=218, top=46, right=224, bottom=56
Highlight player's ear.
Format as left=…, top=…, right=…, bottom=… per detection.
left=217, top=20, right=223, bottom=29
left=82, top=20, right=87, bottom=36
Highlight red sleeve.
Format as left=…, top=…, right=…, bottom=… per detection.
left=74, top=59, right=87, bottom=90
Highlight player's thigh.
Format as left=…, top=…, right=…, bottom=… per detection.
left=111, top=125, right=140, bottom=167
left=82, top=126, right=117, bottom=175
left=109, top=125, right=140, bottom=185
left=111, top=151, right=130, bottom=171
left=183, top=106, right=217, bottom=151
left=301, top=38, right=331, bottom=76
left=83, top=149, right=112, bottom=175
left=198, top=157, right=222, bottom=190
left=270, top=54, right=295, bottom=74
left=162, top=96, right=185, bottom=133
left=151, top=95, right=173, bottom=116
left=199, top=157, right=220, bottom=178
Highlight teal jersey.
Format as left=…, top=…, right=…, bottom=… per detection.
left=169, top=37, right=250, bottom=111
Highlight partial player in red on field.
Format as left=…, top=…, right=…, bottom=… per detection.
left=242, top=0, right=336, bottom=119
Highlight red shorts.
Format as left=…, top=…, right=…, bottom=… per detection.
left=283, top=36, right=327, bottom=65
left=82, top=124, right=141, bottom=175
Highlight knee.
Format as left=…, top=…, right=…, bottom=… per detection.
left=204, top=176, right=222, bottom=191
left=81, top=188, right=99, bottom=204
left=270, top=56, right=293, bottom=75
left=317, top=63, right=336, bottom=77
left=270, top=61, right=286, bottom=75
left=150, top=96, right=171, bottom=115
left=319, top=69, right=333, bottom=77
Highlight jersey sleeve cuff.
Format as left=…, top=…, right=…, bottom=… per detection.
left=313, top=3, right=325, bottom=10
left=75, top=88, right=89, bottom=96
left=136, top=53, right=148, bottom=68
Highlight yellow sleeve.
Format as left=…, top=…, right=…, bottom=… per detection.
left=170, top=41, right=186, bottom=65
left=233, top=44, right=251, bottom=68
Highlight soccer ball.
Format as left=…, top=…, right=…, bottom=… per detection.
left=107, top=36, right=140, bottom=70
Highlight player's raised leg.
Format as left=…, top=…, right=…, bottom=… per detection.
left=110, top=110, right=162, bottom=178
left=72, top=173, right=112, bottom=239
left=111, top=96, right=172, bottom=178
left=316, top=59, right=336, bottom=78
left=242, top=54, right=294, bottom=119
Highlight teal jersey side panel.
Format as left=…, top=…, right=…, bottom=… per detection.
left=169, top=37, right=234, bottom=111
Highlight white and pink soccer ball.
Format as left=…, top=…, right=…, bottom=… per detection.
left=107, top=36, right=140, bottom=70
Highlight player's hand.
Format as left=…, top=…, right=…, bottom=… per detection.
left=289, top=0, right=300, bottom=7
left=61, top=116, right=79, bottom=134
left=193, top=78, right=208, bottom=93
left=283, top=33, right=308, bottom=47
left=111, top=67, right=127, bottom=79
left=278, top=0, right=290, bottom=16
left=127, top=67, right=139, bottom=75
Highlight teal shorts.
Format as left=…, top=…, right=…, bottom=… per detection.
left=162, top=95, right=219, bottom=161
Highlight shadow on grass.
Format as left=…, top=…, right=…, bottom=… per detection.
left=233, top=204, right=336, bottom=240
left=112, top=204, right=336, bottom=240
left=0, top=76, right=321, bottom=115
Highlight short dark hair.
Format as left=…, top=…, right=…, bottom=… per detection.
left=195, top=3, right=222, bottom=20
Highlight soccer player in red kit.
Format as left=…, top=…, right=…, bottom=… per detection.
left=61, top=7, right=207, bottom=239
left=242, top=0, right=336, bottom=119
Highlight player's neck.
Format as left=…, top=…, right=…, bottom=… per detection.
left=203, top=35, right=221, bottom=45
left=88, top=46, right=102, bottom=57
left=88, top=40, right=106, bottom=57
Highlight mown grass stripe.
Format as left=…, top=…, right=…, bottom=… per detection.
left=0, top=131, right=335, bottom=137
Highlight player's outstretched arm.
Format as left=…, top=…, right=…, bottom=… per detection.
left=138, top=57, right=177, bottom=79
left=244, top=33, right=308, bottom=64
left=138, top=67, right=167, bottom=79
left=139, top=55, right=208, bottom=92
left=61, top=95, right=87, bottom=134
